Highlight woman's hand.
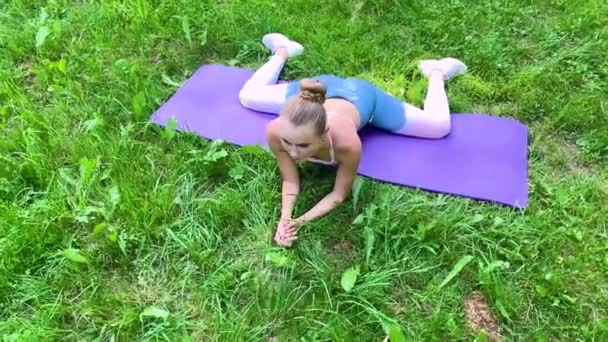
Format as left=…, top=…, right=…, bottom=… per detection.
left=274, top=218, right=301, bottom=247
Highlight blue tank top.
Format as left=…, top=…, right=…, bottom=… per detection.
left=285, top=74, right=377, bottom=128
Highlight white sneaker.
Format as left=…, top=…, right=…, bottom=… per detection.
left=419, top=57, right=467, bottom=80
left=262, top=33, right=304, bottom=57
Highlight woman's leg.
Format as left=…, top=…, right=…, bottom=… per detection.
left=238, top=33, right=304, bottom=114
left=382, top=58, right=467, bottom=139
left=238, top=53, right=289, bottom=114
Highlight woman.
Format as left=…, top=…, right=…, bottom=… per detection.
left=238, top=33, right=467, bottom=247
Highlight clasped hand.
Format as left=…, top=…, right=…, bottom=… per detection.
left=274, top=218, right=302, bottom=247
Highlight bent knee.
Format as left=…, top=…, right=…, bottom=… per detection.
left=238, top=88, right=252, bottom=108
left=415, top=116, right=451, bottom=139
left=238, top=85, right=286, bottom=114
left=430, top=118, right=451, bottom=138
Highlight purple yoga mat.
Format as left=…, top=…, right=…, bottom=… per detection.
left=151, top=64, right=529, bottom=208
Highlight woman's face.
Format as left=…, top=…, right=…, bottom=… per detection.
left=277, top=119, right=324, bottom=161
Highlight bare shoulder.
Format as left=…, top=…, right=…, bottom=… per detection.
left=265, top=119, right=282, bottom=151
left=332, top=118, right=362, bottom=161
left=266, top=118, right=280, bottom=136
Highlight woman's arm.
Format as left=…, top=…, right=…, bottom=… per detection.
left=266, top=122, right=301, bottom=219
left=296, top=146, right=361, bottom=223
left=279, top=167, right=299, bottom=220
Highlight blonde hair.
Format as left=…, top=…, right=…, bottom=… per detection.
left=280, top=79, right=327, bottom=135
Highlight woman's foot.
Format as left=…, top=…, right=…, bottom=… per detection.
left=419, top=57, right=467, bottom=80
left=262, top=33, right=304, bottom=57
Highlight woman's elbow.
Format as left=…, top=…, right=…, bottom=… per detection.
left=334, top=191, right=349, bottom=204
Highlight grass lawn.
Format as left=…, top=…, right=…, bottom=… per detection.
left=1, top=0, right=607, bottom=340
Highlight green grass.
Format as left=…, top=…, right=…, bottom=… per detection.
left=1, top=0, right=607, bottom=340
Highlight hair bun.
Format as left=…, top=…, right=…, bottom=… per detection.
left=299, top=78, right=326, bottom=104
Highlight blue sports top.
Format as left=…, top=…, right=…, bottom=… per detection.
left=284, top=74, right=406, bottom=132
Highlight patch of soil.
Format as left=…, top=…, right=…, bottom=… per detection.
left=387, top=300, right=407, bottom=316
left=323, top=238, right=354, bottom=267
left=149, top=50, right=162, bottom=64
left=560, top=140, right=593, bottom=176
left=464, top=291, right=503, bottom=341
left=532, top=120, right=594, bottom=177
left=18, top=60, right=37, bottom=86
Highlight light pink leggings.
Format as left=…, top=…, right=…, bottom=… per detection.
left=238, top=55, right=453, bottom=139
